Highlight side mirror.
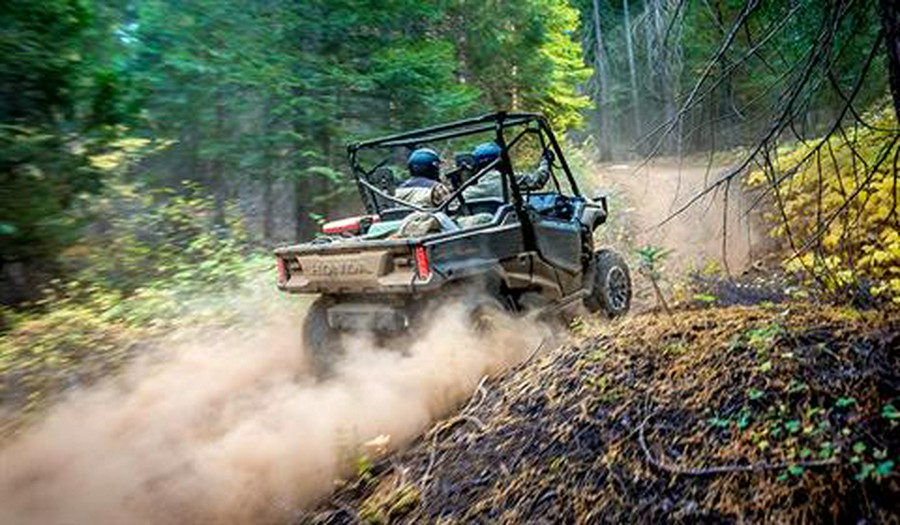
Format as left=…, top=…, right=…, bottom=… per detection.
left=589, top=190, right=609, bottom=217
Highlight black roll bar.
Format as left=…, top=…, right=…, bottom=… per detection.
left=346, top=111, right=581, bottom=215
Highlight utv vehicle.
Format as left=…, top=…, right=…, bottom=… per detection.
left=275, top=112, right=630, bottom=373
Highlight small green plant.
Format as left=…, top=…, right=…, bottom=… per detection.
left=692, top=293, right=717, bottom=305
left=855, top=460, right=896, bottom=481
left=661, top=340, right=689, bottom=356
left=359, top=483, right=421, bottom=524
left=707, top=416, right=732, bottom=429
left=744, top=323, right=786, bottom=351
left=788, top=465, right=805, bottom=476
left=835, top=397, right=857, bottom=409
left=636, top=245, right=672, bottom=315
left=587, top=374, right=624, bottom=402
left=736, top=407, right=752, bottom=429
left=549, top=456, right=567, bottom=472
left=356, top=454, right=375, bottom=484
left=568, top=316, right=586, bottom=334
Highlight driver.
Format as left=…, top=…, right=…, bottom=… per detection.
left=395, top=148, right=451, bottom=207
left=463, top=142, right=552, bottom=200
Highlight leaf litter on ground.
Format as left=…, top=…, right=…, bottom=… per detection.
left=304, top=303, right=900, bottom=524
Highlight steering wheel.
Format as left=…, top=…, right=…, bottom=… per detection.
left=552, top=194, right=572, bottom=219
left=443, top=165, right=473, bottom=216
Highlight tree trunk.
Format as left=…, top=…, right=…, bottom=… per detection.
left=261, top=97, right=275, bottom=241
left=261, top=169, right=274, bottom=240
left=623, top=0, right=641, bottom=140
left=649, top=0, right=679, bottom=154
left=880, top=0, right=900, bottom=121
left=591, top=0, right=613, bottom=161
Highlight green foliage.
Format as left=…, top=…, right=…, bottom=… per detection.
left=709, top=323, right=898, bottom=487
left=452, top=0, right=591, bottom=129
left=574, top=0, right=887, bottom=156
left=636, top=244, right=672, bottom=313
left=0, top=166, right=267, bottom=428
left=0, top=0, right=128, bottom=301
left=835, top=397, right=857, bottom=409
left=359, top=482, right=421, bottom=524
left=125, top=0, right=592, bottom=206
left=0, top=290, right=133, bottom=419
left=1, top=0, right=595, bottom=304
left=692, top=293, right=717, bottom=304
left=636, top=245, right=670, bottom=280
left=68, top=180, right=250, bottom=295
left=740, top=323, right=786, bottom=352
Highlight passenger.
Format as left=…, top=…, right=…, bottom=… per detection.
left=395, top=148, right=451, bottom=207
left=463, top=142, right=553, bottom=200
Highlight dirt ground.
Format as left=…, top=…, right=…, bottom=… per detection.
left=592, top=158, right=772, bottom=274
left=306, top=304, right=900, bottom=524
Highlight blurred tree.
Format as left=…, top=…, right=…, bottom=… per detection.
left=123, top=0, right=592, bottom=242
left=447, top=0, right=591, bottom=130
left=0, top=0, right=124, bottom=303
left=0, top=0, right=593, bottom=305
left=573, top=0, right=889, bottom=158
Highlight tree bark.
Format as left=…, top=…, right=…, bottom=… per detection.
left=592, top=0, right=613, bottom=161
left=880, top=0, right=900, bottom=121
left=261, top=97, right=275, bottom=241
left=623, top=0, right=641, bottom=140
left=649, top=0, right=679, bottom=154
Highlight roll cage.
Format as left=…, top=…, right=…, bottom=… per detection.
left=346, top=112, right=581, bottom=216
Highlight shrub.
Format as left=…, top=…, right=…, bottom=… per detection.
left=747, top=103, right=900, bottom=304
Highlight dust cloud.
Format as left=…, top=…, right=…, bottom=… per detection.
left=0, top=297, right=547, bottom=524
left=594, top=159, right=770, bottom=273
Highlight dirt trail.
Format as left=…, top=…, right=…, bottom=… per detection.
left=593, top=159, right=769, bottom=273
left=0, top=300, right=548, bottom=524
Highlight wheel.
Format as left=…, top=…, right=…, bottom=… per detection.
left=302, top=297, right=344, bottom=378
left=584, top=249, right=631, bottom=318
left=464, top=294, right=511, bottom=334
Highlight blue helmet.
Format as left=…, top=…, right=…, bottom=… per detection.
left=473, top=142, right=502, bottom=168
left=407, top=148, right=441, bottom=180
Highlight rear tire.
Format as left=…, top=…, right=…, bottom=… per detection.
left=302, top=298, right=344, bottom=378
left=466, top=295, right=509, bottom=334
left=584, top=249, right=631, bottom=318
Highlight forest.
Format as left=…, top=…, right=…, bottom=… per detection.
left=0, top=0, right=899, bottom=523
left=1, top=0, right=898, bottom=303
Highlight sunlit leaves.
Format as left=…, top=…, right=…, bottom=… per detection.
left=746, top=103, right=900, bottom=303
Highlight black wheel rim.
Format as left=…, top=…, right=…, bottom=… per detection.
left=607, top=267, right=629, bottom=311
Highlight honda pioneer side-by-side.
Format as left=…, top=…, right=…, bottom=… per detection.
left=274, top=112, right=631, bottom=374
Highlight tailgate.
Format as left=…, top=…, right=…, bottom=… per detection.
left=297, top=250, right=388, bottom=283
left=276, top=242, right=424, bottom=293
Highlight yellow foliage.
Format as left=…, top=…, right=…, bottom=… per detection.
left=747, top=103, right=900, bottom=302
left=88, top=136, right=172, bottom=172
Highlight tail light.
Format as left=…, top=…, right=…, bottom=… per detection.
left=276, top=257, right=287, bottom=285
left=415, top=245, right=431, bottom=280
